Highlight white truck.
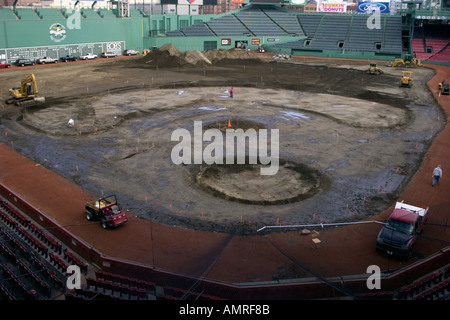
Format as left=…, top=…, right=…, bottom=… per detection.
left=37, top=57, right=58, bottom=64
left=80, top=53, right=98, bottom=60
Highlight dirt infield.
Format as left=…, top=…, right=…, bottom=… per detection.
left=1, top=51, right=450, bottom=284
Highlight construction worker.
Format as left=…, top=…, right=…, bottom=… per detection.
left=432, top=165, right=442, bottom=186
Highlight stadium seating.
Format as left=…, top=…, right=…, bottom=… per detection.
left=14, top=8, right=40, bottom=20
left=206, top=15, right=250, bottom=36
left=262, top=7, right=304, bottom=36
left=431, top=46, right=450, bottom=62
left=129, top=9, right=145, bottom=18
left=80, top=9, right=101, bottom=19
left=0, top=8, right=18, bottom=20
left=0, top=196, right=85, bottom=300
left=382, top=17, right=403, bottom=53
left=35, top=8, right=65, bottom=20
left=397, top=264, right=450, bottom=300
left=180, top=24, right=215, bottom=37
left=345, top=15, right=384, bottom=51
left=412, top=24, right=450, bottom=62
left=234, top=7, right=286, bottom=36
left=297, top=14, right=324, bottom=38
left=97, top=8, right=118, bottom=19
left=165, top=6, right=404, bottom=56
left=303, top=15, right=352, bottom=50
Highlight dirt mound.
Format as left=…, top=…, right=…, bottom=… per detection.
left=203, top=48, right=260, bottom=63
left=141, top=43, right=261, bottom=67
left=158, top=43, right=183, bottom=57
left=183, top=50, right=212, bottom=66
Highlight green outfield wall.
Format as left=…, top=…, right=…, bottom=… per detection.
left=0, top=17, right=145, bottom=62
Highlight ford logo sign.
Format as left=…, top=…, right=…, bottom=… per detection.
left=358, top=2, right=388, bottom=13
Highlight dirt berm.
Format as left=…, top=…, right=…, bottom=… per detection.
left=142, top=43, right=263, bottom=67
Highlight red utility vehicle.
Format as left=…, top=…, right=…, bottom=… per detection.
left=85, top=195, right=127, bottom=229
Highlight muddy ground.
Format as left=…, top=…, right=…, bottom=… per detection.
left=0, top=51, right=445, bottom=235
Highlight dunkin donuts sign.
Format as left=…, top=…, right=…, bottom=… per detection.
left=317, top=1, right=347, bottom=12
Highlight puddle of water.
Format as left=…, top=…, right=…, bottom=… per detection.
left=198, top=106, right=227, bottom=112
left=333, top=105, right=351, bottom=108
left=279, top=111, right=311, bottom=120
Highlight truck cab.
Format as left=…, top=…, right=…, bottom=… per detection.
left=85, top=195, right=128, bottom=229
left=376, top=201, right=428, bottom=258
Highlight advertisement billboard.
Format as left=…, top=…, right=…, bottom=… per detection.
left=289, top=0, right=308, bottom=4
left=179, top=0, right=203, bottom=4
left=357, top=1, right=390, bottom=14
left=317, top=1, right=347, bottom=12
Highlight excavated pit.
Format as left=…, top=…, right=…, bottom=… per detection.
left=196, top=158, right=321, bottom=205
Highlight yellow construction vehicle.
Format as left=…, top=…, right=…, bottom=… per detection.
left=5, top=74, right=45, bottom=106
left=368, top=62, right=383, bottom=75
left=400, top=71, right=414, bottom=88
left=388, top=54, right=422, bottom=68
left=439, top=80, right=449, bottom=95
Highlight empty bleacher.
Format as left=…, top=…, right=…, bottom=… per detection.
left=35, top=8, right=65, bottom=20
left=382, top=17, right=403, bottom=53
left=396, top=264, right=450, bottom=300
left=80, top=8, right=101, bottom=19
left=97, top=8, right=118, bottom=19
left=303, top=14, right=352, bottom=51
left=297, top=14, right=323, bottom=38
left=270, top=14, right=402, bottom=55
left=173, top=23, right=214, bottom=37
left=0, top=7, right=18, bottom=20
left=262, top=7, right=304, bottom=36
left=129, top=8, right=145, bottom=18
left=167, top=6, right=306, bottom=38
left=412, top=24, right=450, bottom=62
left=431, top=45, right=450, bottom=62
left=412, top=38, right=431, bottom=60
left=0, top=196, right=86, bottom=300
left=234, top=7, right=286, bottom=36
left=14, top=7, right=40, bottom=20
left=206, top=15, right=250, bottom=36
left=345, top=15, right=384, bottom=51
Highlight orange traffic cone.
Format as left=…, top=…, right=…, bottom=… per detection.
left=228, top=119, right=231, bottom=128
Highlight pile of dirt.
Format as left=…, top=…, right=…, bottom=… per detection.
left=141, top=43, right=261, bottom=67
left=203, top=48, right=261, bottom=63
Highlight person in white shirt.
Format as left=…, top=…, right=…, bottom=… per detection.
left=432, top=165, right=442, bottom=186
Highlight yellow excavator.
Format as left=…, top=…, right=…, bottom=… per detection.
left=388, top=54, right=422, bottom=68
left=5, top=74, right=45, bottom=106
